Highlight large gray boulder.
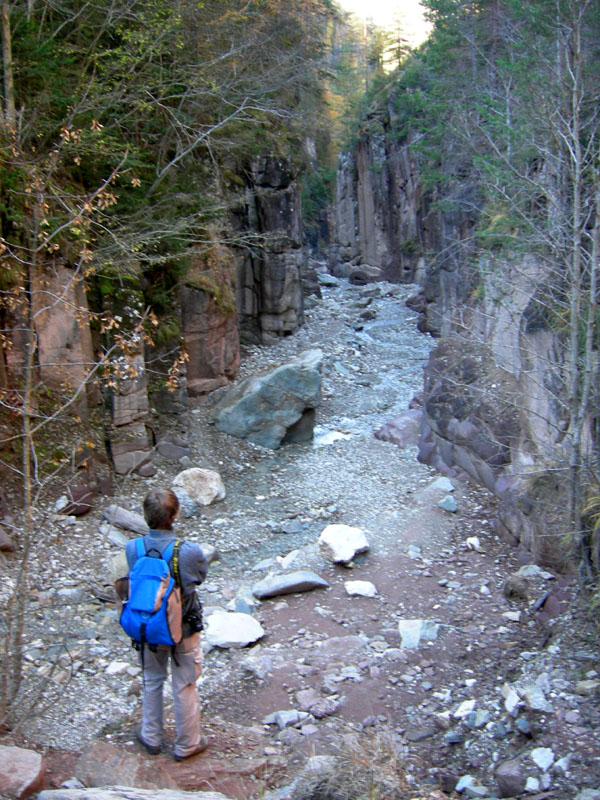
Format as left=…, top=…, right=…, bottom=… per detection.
left=210, top=350, right=322, bottom=449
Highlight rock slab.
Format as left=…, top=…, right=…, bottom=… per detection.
left=252, top=570, right=329, bottom=599
left=0, top=745, right=44, bottom=799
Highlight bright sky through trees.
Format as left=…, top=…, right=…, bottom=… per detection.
left=339, top=0, right=431, bottom=45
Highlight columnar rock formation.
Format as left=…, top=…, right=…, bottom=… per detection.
left=235, top=156, right=305, bottom=344
left=333, top=109, right=595, bottom=568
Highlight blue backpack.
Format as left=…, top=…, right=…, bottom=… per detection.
left=118, top=539, right=183, bottom=647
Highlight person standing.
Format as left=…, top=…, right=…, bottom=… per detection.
left=125, top=488, right=208, bottom=761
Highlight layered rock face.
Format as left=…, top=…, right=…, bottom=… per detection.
left=179, top=284, right=240, bottom=397
left=332, top=125, right=479, bottom=328
left=235, top=157, right=305, bottom=344
left=417, top=257, right=576, bottom=568
left=334, top=115, right=592, bottom=567
left=333, top=132, right=430, bottom=285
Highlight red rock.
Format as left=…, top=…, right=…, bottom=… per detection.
left=0, top=745, right=44, bottom=799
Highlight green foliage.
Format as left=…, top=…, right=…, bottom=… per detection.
left=301, top=166, right=336, bottom=226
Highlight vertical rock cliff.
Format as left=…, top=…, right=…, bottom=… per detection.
left=333, top=107, right=597, bottom=569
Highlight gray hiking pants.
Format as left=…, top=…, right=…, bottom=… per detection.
left=139, top=633, right=203, bottom=758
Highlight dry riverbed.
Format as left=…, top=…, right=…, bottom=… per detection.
left=2, top=278, right=599, bottom=799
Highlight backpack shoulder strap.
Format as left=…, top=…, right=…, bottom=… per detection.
left=135, top=538, right=147, bottom=559
left=172, top=540, right=182, bottom=587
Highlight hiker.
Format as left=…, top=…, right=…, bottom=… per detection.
left=124, top=487, right=209, bottom=761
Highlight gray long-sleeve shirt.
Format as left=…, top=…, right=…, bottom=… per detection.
left=125, top=530, right=208, bottom=596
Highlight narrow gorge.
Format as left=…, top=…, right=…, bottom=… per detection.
left=1, top=1, right=599, bottom=798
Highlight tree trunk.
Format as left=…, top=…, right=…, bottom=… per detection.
left=1, top=0, right=16, bottom=125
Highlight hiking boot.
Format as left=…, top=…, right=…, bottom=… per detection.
left=136, top=729, right=161, bottom=755
left=173, top=735, right=209, bottom=761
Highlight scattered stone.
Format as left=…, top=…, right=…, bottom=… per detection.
left=241, top=650, right=276, bottom=681
left=105, top=527, right=130, bottom=549
left=276, top=549, right=299, bottom=569
left=404, top=727, right=436, bottom=742
left=317, top=273, right=340, bottom=286
left=501, top=683, right=522, bottom=715
left=204, top=610, right=265, bottom=648
left=0, top=527, right=15, bottom=552
left=429, top=476, right=455, bottom=492
left=515, top=717, right=532, bottom=736
left=229, top=586, right=258, bottom=615
left=101, top=505, right=148, bottom=535
left=199, top=543, right=218, bottom=564
left=522, top=683, right=552, bottom=712
left=515, top=564, right=555, bottom=580
left=495, top=758, right=526, bottom=797
left=156, top=437, right=191, bottom=460
left=575, top=679, right=600, bottom=696
left=525, top=777, right=540, bottom=793
left=439, top=495, right=458, bottom=512
left=263, top=709, right=310, bottom=730
left=318, top=524, right=369, bottom=565
left=530, top=747, right=554, bottom=771
left=397, top=619, right=440, bottom=649
left=344, top=580, right=377, bottom=597
left=374, top=409, right=423, bottom=448
left=453, top=699, right=475, bottom=719
left=444, top=732, right=466, bottom=744
left=172, top=468, right=226, bottom=515
left=252, top=571, right=329, bottom=599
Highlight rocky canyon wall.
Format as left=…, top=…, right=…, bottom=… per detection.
left=1, top=157, right=306, bottom=479
left=333, top=114, right=596, bottom=569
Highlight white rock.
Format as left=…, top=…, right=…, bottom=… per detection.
left=453, top=699, right=476, bottom=718
left=530, top=747, right=554, bottom=771
left=501, top=683, right=521, bottom=715
left=554, top=755, right=571, bottom=775
left=429, top=477, right=455, bottom=492
left=204, top=610, right=265, bottom=648
left=263, top=709, right=309, bottom=729
left=398, top=619, right=440, bottom=649
left=438, top=495, right=458, bottom=512
left=105, top=661, right=130, bottom=675
left=344, top=580, right=377, bottom=597
left=465, top=536, right=481, bottom=551
left=277, top=549, right=299, bottom=569
left=502, top=611, right=521, bottom=622
left=318, top=524, right=369, bottom=564
left=456, top=775, right=475, bottom=792
left=522, top=684, right=553, bottom=712
left=172, top=467, right=226, bottom=511
left=55, top=495, right=69, bottom=512
left=515, top=564, right=555, bottom=580
left=525, top=777, right=540, bottom=793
